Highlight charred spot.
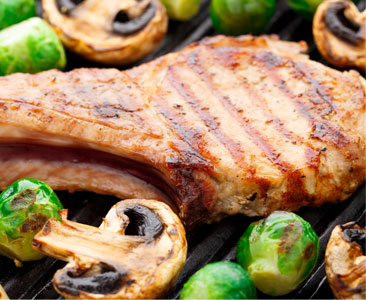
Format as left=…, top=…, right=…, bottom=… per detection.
left=11, top=189, right=37, bottom=209
left=247, top=193, right=257, bottom=201
left=279, top=222, right=302, bottom=254
left=346, top=284, right=363, bottom=294
left=118, top=205, right=163, bottom=240
left=303, top=243, right=315, bottom=260
left=21, top=214, right=48, bottom=233
left=343, top=228, right=366, bottom=255
left=57, top=264, right=126, bottom=296
left=334, top=274, right=348, bottom=289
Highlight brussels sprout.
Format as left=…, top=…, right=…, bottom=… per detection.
left=0, top=0, right=36, bottom=30
left=161, top=0, right=201, bottom=20
left=0, top=17, right=66, bottom=76
left=180, top=261, right=257, bottom=299
left=210, top=0, right=276, bottom=36
left=0, top=178, right=63, bottom=265
left=237, top=211, right=319, bottom=296
left=287, top=0, right=359, bottom=21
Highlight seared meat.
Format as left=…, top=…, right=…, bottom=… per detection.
left=0, top=35, right=365, bottom=227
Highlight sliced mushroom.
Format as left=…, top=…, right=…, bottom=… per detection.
left=42, top=0, right=168, bottom=65
left=32, top=199, right=187, bottom=299
left=313, top=0, right=366, bottom=70
left=325, top=222, right=366, bottom=299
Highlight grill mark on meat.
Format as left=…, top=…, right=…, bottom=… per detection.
left=187, top=49, right=310, bottom=207
left=291, top=62, right=339, bottom=115
left=167, top=65, right=249, bottom=170
left=152, top=96, right=214, bottom=171
left=251, top=51, right=350, bottom=148
left=205, top=47, right=320, bottom=170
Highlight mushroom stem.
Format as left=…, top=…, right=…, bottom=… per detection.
left=32, top=210, right=146, bottom=264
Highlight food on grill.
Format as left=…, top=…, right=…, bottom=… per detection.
left=0, top=178, right=63, bottom=266
left=325, top=222, right=366, bottom=299
left=42, top=0, right=168, bottom=65
left=161, top=0, right=201, bottom=20
left=237, top=211, right=319, bottom=296
left=0, top=0, right=36, bottom=30
left=0, top=35, right=365, bottom=227
left=33, top=199, right=187, bottom=299
left=180, top=261, right=257, bottom=299
left=0, top=17, right=66, bottom=76
left=210, top=0, right=276, bottom=35
left=0, top=285, right=9, bottom=300
left=313, top=0, right=366, bottom=70
left=287, top=0, right=358, bottom=20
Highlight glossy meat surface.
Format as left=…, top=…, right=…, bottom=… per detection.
left=0, top=35, right=365, bottom=227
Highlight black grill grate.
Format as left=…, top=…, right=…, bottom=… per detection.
left=1, top=0, right=365, bottom=299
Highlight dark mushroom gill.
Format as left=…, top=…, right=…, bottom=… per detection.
left=120, top=204, right=163, bottom=240
left=325, top=2, right=363, bottom=45
left=112, top=1, right=156, bottom=35
left=57, top=264, right=126, bottom=296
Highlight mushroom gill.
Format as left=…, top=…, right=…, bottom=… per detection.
left=313, top=0, right=366, bottom=70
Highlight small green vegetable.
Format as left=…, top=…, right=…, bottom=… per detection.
left=287, top=0, right=359, bottom=21
left=210, top=0, right=276, bottom=36
left=0, top=17, right=66, bottom=76
left=161, top=0, right=201, bottom=20
left=0, top=178, right=63, bottom=265
left=0, top=0, right=36, bottom=30
left=237, top=211, right=319, bottom=296
left=180, top=261, right=257, bottom=299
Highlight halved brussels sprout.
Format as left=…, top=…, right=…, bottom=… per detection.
left=0, top=178, right=63, bottom=266
left=237, top=211, right=319, bottom=296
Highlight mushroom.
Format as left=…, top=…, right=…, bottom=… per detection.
left=325, top=222, right=366, bottom=299
left=313, top=0, right=366, bottom=70
left=42, top=0, right=168, bottom=65
left=32, top=199, right=187, bottom=299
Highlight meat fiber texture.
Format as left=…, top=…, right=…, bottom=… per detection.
left=0, top=35, right=365, bottom=227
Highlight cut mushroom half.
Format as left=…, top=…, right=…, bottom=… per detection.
left=313, top=0, right=366, bottom=70
left=325, top=222, right=366, bottom=299
left=32, top=199, right=187, bottom=299
left=42, top=0, right=168, bottom=65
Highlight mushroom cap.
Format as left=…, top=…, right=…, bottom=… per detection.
left=313, top=0, right=366, bottom=70
left=325, top=222, right=366, bottom=299
left=42, top=0, right=168, bottom=65
left=33, top=199, right=187, bottom=299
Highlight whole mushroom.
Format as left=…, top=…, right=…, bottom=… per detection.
left=325, top=222, right=366, bottom=299
left=313, top=0, right=366, bottom=70
left=42, top=0, right=168, bottom=65
left=32, top=199, right=187, bottom=299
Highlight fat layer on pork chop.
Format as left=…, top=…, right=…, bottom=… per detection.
left=0, top=35, right=365, bottom=227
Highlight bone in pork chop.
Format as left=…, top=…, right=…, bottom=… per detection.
left=0, top=35, right=365, bottom=227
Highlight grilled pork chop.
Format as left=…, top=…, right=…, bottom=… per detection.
left=0, top=35, right=365, bottom=227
